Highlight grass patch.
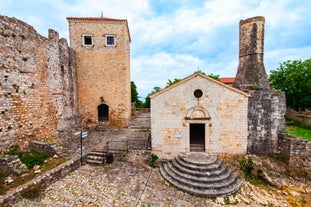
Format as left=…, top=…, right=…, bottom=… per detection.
left=8, top=145, right=50, bottom=169
left=0, top=155, right=67, bottom=195
left=20, top=183, right=44, bottom=199
left=286, top=119, right=311, bottom=141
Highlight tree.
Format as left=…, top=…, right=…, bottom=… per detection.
left=166, top=78, right=181, bottom=86
left=144, top=86, right=161, bottom=108
left=269, top=59, right=311, bottom=110
left=131, top=81, right=143, bottom=108
left=207, top=73, right=220, bottom=80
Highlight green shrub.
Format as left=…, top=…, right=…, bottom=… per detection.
left=150, top=153, right=158, bottom=168
left=239, top=158, right=254, bottom=173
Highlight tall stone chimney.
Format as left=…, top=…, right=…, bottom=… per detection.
left=233, top=16, right=286, bottom=155
left=233, top=16, right=270, bottom=90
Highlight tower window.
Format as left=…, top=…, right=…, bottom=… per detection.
left=83, top=35, right=93, bottom=46
left=106, top=35, right=115, bottom=46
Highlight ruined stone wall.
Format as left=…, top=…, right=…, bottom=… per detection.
left=234, top=16, right=269, bottom=91
left=0, top=15, right=78, bottom=151
left=67, top=18, right=131, bottom=127
left=247, top=90, right=286, bottom=154
left=286, top=108, right=311, bottom=126
left=233, top=16, right=286, bottom=155
left=278, top=133, right=311, bottom=171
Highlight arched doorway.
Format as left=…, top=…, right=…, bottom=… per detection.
left=98, top=104, right=109, bottom=121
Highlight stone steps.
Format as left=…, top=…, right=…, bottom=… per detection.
left=190, top=144, right=205, bottom=152
left=86, top=151, right=113, bottom=165
left=160, top=152, right=241, bottom=197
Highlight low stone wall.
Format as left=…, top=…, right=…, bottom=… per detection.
left=29, top=141, right=58, bottom=155
left=0, top=157, right=84, bottom=206
left=0, top=155, right=28, bottom=175
left=278, top=133, right=311, bottom=171
left=286, top=108, right=311, bottom=126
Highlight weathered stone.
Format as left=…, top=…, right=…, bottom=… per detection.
left=0, top=15, right=78, bottom=151
left=4, top=177, right=13, bottom=184
left=67, top=17, right=131, bottom=127
left=0, top=155, right=28, bottom=175
left=233, top=16, right=286, bottom=155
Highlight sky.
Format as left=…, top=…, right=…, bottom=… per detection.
left=1, top=0, right=311, bottom=99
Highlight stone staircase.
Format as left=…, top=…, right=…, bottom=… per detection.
left=95, top=121, right=108, bottom=131
left=86, top=150, right=114, bottom=165
left=160, top=152, right=241, bottom=197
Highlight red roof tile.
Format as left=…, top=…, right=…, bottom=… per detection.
left=219, top=77, right=235, bottom=84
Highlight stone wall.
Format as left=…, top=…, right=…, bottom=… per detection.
left=278, top=133, right=311, bottom=171
left=0, top=157, right=83, bottom=206
left=233, top=16, right=286, bottom=155
left=286, top=108, right=311, bottom=126
left=0, top=15, right=78, bottom=151
left=67, top=17, right=131, bottom=127
left=247, top=90, right=286, bottom=154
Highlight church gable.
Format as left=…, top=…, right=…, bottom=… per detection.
left=151, top=73, right=249, bottom=159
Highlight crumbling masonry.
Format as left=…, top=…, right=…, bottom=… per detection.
left=0, top=16, right=78, bottom=150
left=233, top=16, right=286, bottom=155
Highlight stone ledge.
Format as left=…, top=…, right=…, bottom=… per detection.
left=0, top=156, right=85, bottom=206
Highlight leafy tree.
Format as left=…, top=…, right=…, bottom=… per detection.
left=144, top=86, right=161, bottom=108
left=131, top=81, right=143, bottom=108
left=207, top=73, right=220, bottom=80
left=166, top=78, right=181, bottom=86
left=269, top=59, right=311, bottom=110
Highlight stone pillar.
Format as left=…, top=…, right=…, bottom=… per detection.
left=233, top=16, right=270, bottom=91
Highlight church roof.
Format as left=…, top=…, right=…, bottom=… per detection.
left=67, top=17, right=131, bottom=42
left=150, top=72, right=249, bottom=99
left=219, top=77, right=235, bottom=84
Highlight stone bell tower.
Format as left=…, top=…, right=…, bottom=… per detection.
left=67, top=17, right=131, bottom=127
left=234, top=16, right=286, bottom=155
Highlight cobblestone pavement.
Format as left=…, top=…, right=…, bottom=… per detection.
left=14, top=150, right=310, bottom=207
left=13, top=111, right=311, bottom=206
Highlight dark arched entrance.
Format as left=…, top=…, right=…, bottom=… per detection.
left=98, top=104, right=109, bottom=121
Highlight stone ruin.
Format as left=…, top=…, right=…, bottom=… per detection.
left=233, top=16, right=286, bottom=155
left=0, top=15, right=79, bottom=151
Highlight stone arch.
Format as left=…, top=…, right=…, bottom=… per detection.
left=98, top=104, right=109, bottom=121
left=185, top=106, right=210, bottom=120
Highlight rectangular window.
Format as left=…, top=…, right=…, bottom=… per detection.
left=106, top=35, right=115, bottom=46
left=83, top=35, right=93, bottom=46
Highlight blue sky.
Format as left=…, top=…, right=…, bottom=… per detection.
left=1, top=0, right=311, bottom=99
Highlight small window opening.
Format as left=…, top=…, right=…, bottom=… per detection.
left=83, top=35, right=93, bottom=46
left=106, top=35, right=115, bottom=46
left=194, top=89, right=203, bottom=98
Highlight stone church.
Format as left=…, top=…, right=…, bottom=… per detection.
left=151, top=16, right=286, bottom=159
left=0, top=15, right=131, bottom=151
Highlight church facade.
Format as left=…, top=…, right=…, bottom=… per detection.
left=150, top=73, right=249, bottom=159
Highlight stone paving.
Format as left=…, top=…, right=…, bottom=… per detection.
left=13, top=150, right=307, bottom=207
left=12, top=111, right=311, bottom=206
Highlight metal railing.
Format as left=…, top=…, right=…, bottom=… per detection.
left=105, top=138, right=150, bottom=153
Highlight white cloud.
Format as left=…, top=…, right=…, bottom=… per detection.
left=132, top=52, right=205, bottom=98
left=265, top=46, right=311, bottom=72
left=1, top=0, right=311, bottom=100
